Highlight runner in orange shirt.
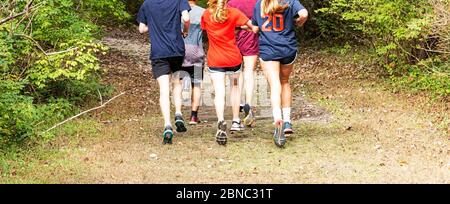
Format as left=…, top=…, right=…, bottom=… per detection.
left=201, top=0, right=258, bottom=145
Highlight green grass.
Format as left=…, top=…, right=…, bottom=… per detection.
left=0, top=119, right=102, bottom=184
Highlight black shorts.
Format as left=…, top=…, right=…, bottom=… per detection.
left=208, top=64, right=242, bottom=74
left=151, top=56, right=184, bottom=79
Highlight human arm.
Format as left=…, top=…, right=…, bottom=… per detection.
left=137, top=4, right=148, bottom=33
left=295, top=9, right=308, bottom=26
left=181, top=10, right=190, bottom=37
left=240, top=20, right=259, bottom=33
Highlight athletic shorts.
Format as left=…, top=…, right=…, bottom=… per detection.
left=173, top=65, right=204, bottom=85
left=151, top=56, right=184, bottom=79
left=208, top=64, right=242, bottom=74
left=260, top=52, right=298, bottom=65
left=236, top=30, right=259, bottom=56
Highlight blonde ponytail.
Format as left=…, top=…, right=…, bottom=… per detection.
left=261, top=0, right=289, bottom=17
left=208, top=0, right=228, bottom=23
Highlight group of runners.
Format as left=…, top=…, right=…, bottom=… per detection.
left=137, top=0, right=308, bottom=147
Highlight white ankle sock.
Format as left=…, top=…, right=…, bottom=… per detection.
left=273, top=108, right=282, bottom=122
left=282, top=107, right=291, bottom=123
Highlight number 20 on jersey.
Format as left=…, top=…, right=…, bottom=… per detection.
left=262, top=14, right=284, bottom=32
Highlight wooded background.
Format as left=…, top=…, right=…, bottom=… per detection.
left=0, top=0, right=448, bottom=145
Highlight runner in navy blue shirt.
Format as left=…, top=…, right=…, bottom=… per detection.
left=252, top=0, right=308, bottom=147
left=137, top=0, right=191, bottom=145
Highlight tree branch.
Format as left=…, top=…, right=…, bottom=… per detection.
left=0, top=0, right=34, bottom=25
left=41, top=92, right=126, bottom=135
left=46, top=47, right=79, bottom=56
left=14, top=34, right=79, bottom=56
left=14, top=33, right=46, bottom=54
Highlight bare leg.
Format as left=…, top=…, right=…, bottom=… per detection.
left=280, top=64, right=293, bottom=108
left=172, top=74, right=183, bottom=115
left=191, top=83, right=201, bottom=112
left=157, top=75, right=172, bottom=127
left=242, top=55, right=257, bottom=106
left=239, top=70, right=244, bottom=105
left=280, top=64, right=294, bottom=133
left=260, top=60, right=282, bottom=122
left=209, top=72, right=226, bottom=122
left=229, top=72, right=241, bottom=121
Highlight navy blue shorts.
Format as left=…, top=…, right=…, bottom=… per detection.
left=261, top=53, right=298, bottom=65
left=208, top=64, right=242, bottom=74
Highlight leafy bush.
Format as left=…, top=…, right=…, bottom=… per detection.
left=316, top=0, right=430, bottom=63
left=314, top=0, right=449, bottom=97
left=394, top=58, right=450, bottom=98
left=0, top=80, right=73, bottom=145
left=0, top=0, right=129, bottom=145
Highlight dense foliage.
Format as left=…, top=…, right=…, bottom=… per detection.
left=311, top=0, right=449, bottom=97
left=0, top=0, right=129, bottom=146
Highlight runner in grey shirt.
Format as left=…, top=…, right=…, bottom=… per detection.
left=173, top=0, right=206, bottom=125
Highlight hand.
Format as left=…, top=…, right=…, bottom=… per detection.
left=251, top=25, right=259, bottom=33
left=240, top=25, right=251, bottom=31
left=295, top=10, right=308, bottom=27
left=182, top=30, right=188, bottom=38
left=294, top=17, right=302, bottom=26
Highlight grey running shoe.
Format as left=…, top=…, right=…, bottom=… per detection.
left=273, top=120, right=286, bottom=148
left=243, top=106, right=256, bottom=127
left=216, top=121, right=227, bottom=145
left=283, top=122, right=293, bottom=135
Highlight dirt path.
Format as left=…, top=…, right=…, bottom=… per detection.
left=12, top=28, right=447, bottom=184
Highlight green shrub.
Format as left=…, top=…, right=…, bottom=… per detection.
left=0, top=80, right=73, bottom=146
left=317, top=0, right=431, bottom=63
left=315, top=0, right=449, bottom=97
left=0, top=0, right=129, bottom=144
left=394, top=59, right=450, bottom=97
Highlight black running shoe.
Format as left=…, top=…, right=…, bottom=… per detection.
left=162, top=126, right=174, bottom=145
left=239, top=104, right=245, bottom=113
left=175, top=115, right=187, bottom=133
left=216, top=121, right=227, bottom=145
left=283, top=122, right=294, bottom=135
left=273, top=120, right=286, bottom=148
left=243, top=104, right=251, bottom=115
